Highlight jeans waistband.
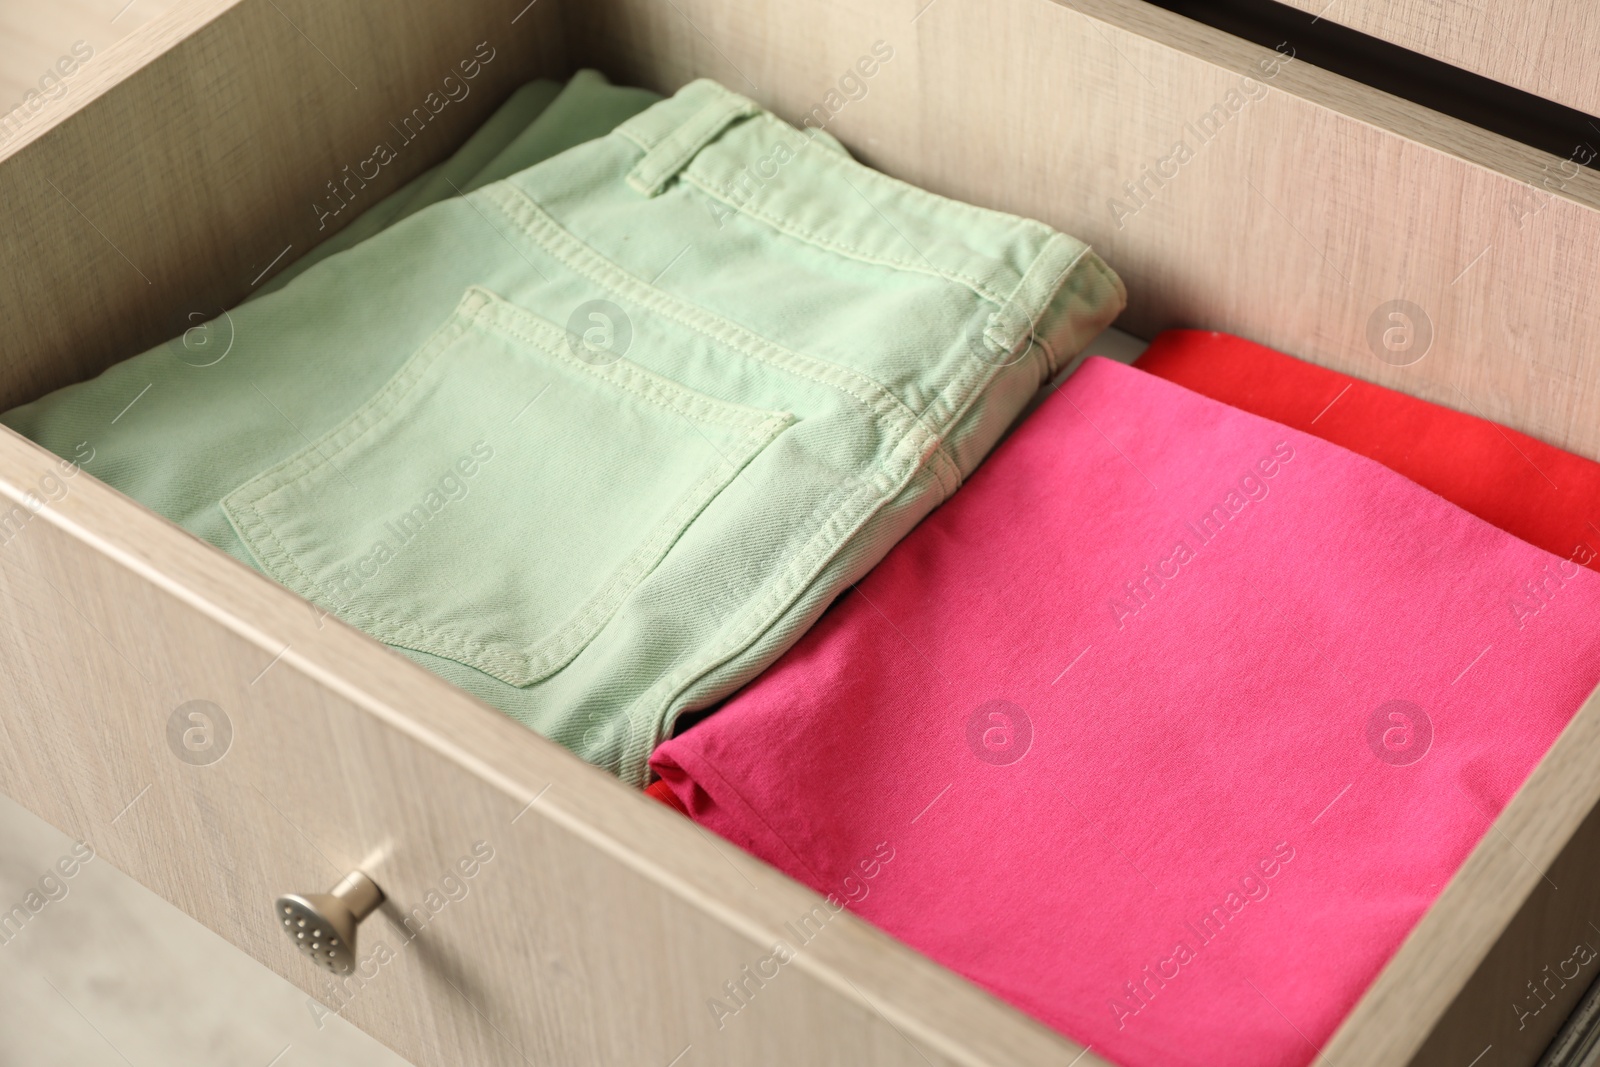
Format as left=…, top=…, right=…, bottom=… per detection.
left=614, top=79, right=1106, bottom=373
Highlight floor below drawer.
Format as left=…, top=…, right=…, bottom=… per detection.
left=0, top=793, right=410, bottom=1066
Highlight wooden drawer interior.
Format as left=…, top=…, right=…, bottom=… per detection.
left=1, top=1, right=1599, bottom=1065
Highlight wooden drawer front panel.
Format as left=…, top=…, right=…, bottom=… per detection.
left=1277, top=0, right=1600, bottom=117
left=1359, top=729, right=1600, bottom=1067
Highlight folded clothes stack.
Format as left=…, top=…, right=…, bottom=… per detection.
left=651, top=355, right=1600, bottom=1067
left=9, top=67, right=1600, bottom=1067
left=2, top=71, right=1123, bottom=785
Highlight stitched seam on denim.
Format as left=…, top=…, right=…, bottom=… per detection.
left=617, top=461, right=939, bottom=782
left=949, top=241, right=1095, bottom=423
left=485, top=183, right=967, bottom=489
left=917, top=242, right=1097, bottom=444
left=682, top=114, right=1049, bottom=303
left=363, top=411, right=786, bottom=684
left=921, top=425, right=960, bottom=502
left=224, top=287, right=790, bottom=686
left=601, top=461, right=894, bottom=779
left=486, top=183, right=967, bottom=493
left=708, top=111, right=1052, bottom=289
left=898, top=242, right=1095, bottom=509
left=614, top=100, right=685, bottom=154
left=481, top=294, right=783, bottom=432
left=227, top=288, right=779, bottom=510
left=1028, top=250, right=1124, bottom=382
left=264, top=297, right=787, bottom=680
left=1039, top=336, right=1062, bottom=384
left=1012, top=240, right=1098, bottom=356
left=631, top=87, right=1050, bottom=287
left=614, top=80, right=728, bottom=153
left=448, top=296, right=795, bottom=680
left=630, top=98, right=757, bottom=194
left=682, top=168, right=1012, bottom=307
left=618, top=248, right=1116, bottom=779
left=614, top=123, right=655, bottom=153
left=633, top=452, right=919, bottom=754
left=485, top=186, right=949, bottom=655
left=234, top=350, right=785, bottom=684
left=777, top=111, right=1058, bottom=240
left=220, top=292, right=484, bottom=600
left=483, top=183, right=944, bottom=461
left=681, top=136, right=1081, bottom=488
left=246, top=413, right=781, bottom=687
left=477, top=185, right=1015, bottom=778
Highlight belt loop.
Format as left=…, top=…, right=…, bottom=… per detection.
left=615, top=80, right=760, bottom=196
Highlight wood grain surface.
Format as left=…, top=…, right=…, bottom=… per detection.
left=0, top=0, right=567, bottom=412
left=0, top=0, right=176, bottom=107
left=0, top=793, right=409, bottom=1065
left=1276, top=0, right=1600, bottom=117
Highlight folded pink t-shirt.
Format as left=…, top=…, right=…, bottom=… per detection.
left=652, top=357, right=1600, bottom=1067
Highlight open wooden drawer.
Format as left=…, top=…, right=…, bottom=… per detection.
left=2, top=0, right=1599, bottom=1064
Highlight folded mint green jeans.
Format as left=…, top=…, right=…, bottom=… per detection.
left=4, top=78, right=1124, bottom=784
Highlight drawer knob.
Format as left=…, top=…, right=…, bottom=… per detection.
left=274, top=871, right=384, bottom=975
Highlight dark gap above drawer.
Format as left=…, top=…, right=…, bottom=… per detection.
left=1145, top=0, right=1600, bottom=173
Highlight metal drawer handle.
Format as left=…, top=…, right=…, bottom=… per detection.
left=274, top=871, right=384, bottom=975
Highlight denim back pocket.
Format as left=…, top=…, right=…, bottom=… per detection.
left=223, top=286, right=791, bottom=686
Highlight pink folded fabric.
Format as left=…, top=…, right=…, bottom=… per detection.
left=652, top=357, right=1600, bottom=1067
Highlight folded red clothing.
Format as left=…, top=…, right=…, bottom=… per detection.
left=1136, top=329, right=1600, bottom=573
left=645, top=778, right=687, bottom=815
left=651, top=357, right=1600, bottom=1067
